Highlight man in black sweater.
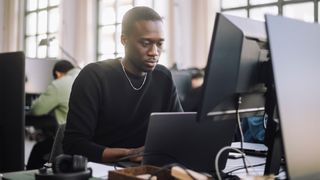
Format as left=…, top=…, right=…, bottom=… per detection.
left=63, top=6, right=183, bottom=163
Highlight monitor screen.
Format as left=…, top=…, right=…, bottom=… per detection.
left=197, top=13, right=269, bottom=122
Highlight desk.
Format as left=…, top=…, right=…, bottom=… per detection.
left=2, top=156, right=286, bottom=180
left=1, top=162, right=112, bottom=180
left=224, top=155, right=266, bottom=178
left=25, top=113, right=58, bottom=129
left=224, top=155, right=286, bottom=179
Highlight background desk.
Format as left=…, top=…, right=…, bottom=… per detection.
left=224, top=156, right=266, bottom=178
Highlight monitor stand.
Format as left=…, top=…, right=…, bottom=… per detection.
left=264, top=128, right=283, bottom=175
left=263, top=66, right=284, bottom=176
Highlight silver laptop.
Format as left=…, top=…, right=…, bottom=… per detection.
left=142, top=112, right=237, bottom=173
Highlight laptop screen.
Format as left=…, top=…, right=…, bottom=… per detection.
left=142, top=112, right=237, bottom=173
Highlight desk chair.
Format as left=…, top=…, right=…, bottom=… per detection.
left=26, top=115, right=59, bottom=169
left=171, top=70, right=192, bottom=105
left=48, top=123, right=66, bottom=163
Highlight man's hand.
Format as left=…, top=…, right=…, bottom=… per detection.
left=102, top=146, right=144, bottom=163
left=128, top=146, right=144, bottom=162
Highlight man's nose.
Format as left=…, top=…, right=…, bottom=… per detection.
left=148, top=44, right=159, bottom=56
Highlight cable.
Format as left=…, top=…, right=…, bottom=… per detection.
left=236, top=96, right=249, bottom=174
left=263, top=113, right=268, bottom=129
left=215, top=146, right=246, bottom=180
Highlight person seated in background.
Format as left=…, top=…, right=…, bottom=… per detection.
left=30, top=60, right=80, bottom=125
left=181, top=68, right=204, bottom=112
left=63, top=6, right=183, bottom=164
left=27, top=60, right=80, bottom=170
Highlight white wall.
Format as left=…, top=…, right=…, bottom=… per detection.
left=171, top=0, right=220, bottom=69
left=0, top=0, right=4, bottom=52
left=0, top=0, right=23, bottom=53
left=59, top=0, right=96, bottom=68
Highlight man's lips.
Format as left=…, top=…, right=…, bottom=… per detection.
left=145, top=60, right=157, bottom=67
left=145, top=58, right=159, bottom=67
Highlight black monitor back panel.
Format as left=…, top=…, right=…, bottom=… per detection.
left=0, top=51, right=25, bottom=172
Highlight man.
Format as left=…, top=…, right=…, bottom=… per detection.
left=63, top=6, right=183, bottom=163
left=27, top=60, right=80, bottom=169
left=30, top=60, right=80, bottom=124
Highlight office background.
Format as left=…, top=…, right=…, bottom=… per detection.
left=1, top=0, right=319, bottom=70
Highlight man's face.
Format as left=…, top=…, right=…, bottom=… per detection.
left=122, top=20, right=164, bottom=74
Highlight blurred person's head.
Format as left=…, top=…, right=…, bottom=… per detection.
left=53, top=60, right=74, bottom=79
left=190, top=68, right=204, bottom=89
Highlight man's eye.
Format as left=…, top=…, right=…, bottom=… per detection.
left=157, top=42, right=163, bottom=48
left=141, top=41, right=151, bottom=47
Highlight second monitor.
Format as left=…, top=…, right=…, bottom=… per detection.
left=197, top=13, right=269, bottom=122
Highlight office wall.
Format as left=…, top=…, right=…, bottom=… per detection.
left=171, top=0, right=219, bottom=69
left=59, top=0, right=96, bottom=68
left=0, top=0, right=3, bottom=51
left=0, top=0, right=23, bottom=53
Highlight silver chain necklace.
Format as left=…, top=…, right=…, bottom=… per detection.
left=120, top=60, right=147, bottom=91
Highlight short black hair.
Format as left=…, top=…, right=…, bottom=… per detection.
left=53, top=60, right=74, bottom=79
left=122, top=6, right=162, bottom=36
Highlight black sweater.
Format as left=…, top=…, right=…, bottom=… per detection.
left=63, top=59, right=183, bottom=163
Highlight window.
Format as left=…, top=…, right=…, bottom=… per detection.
left=250, top=6, right=278, bottom=21
left=221, top=0, right=320, bottom=23
left=25, top=0, right=60, bottom=58
left=97, top=0, right=134, bottom=61
left=283, top=2, right=314, bottom=22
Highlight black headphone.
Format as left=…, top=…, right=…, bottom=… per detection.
left=35, top=154, right=92, bottom=180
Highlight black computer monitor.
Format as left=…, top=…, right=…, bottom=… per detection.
left=0, top=51, right=25, bottom=172
left=197, top=13, right=269, bottom=122
left=196, top=13, right=283, bottom=176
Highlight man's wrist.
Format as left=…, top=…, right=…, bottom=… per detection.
left=102, top=147, right=131, bottom=162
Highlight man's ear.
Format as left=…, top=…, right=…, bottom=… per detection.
left=55, top=71, right=65, bottom=79
left=121, top=34, right=127, bottom=46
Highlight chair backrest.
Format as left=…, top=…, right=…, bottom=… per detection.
left=48, top=124, right=66, bottom=163
left=171, top=70, right=192, bottom=102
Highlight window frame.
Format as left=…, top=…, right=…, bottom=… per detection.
left=24, top=0, right=60, bottom=59
left=220, top=0, right=319, bottom=22
left=96, top=0, right=136, bottom=61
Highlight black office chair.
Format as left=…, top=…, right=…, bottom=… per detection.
left=48, top=124, right=66, bottom=163
left=26, top=115, right=60, bottom=170
left=171, top=70, right=192, bottom=103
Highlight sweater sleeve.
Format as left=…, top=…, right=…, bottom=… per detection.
left=30, top=83, right=59, bottom=116
left=62, top=64, right=106, bottom=163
